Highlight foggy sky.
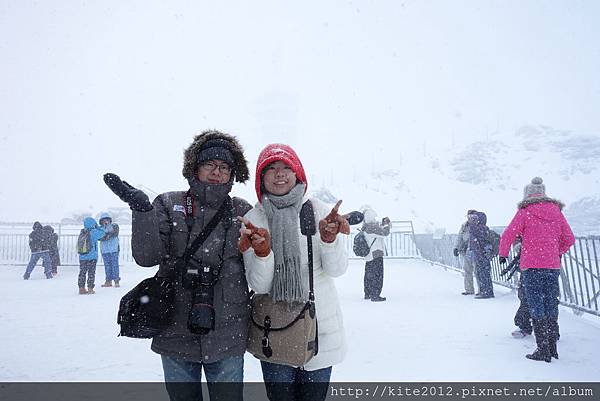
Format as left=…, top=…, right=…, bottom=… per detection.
left=1, top=0, right=599, bottom=223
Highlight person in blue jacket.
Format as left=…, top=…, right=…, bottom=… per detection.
left=98, top=212, right=121, bottom=288
left=78, top=217, right=106, bottom=295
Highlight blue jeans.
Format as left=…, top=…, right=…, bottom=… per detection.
left=260, top=361, right=332, bottom=401
left=24, top=251, right=52, bottom=279
left=522, top=268, right=560, bottom=321
left=161, top=354, right=243, bottom=401
left=102, top=252, right=120, bottom=281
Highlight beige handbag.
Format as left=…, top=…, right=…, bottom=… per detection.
left=247, top=200, right=319, bottom=367
left=247, top=294, right=318, bottom=367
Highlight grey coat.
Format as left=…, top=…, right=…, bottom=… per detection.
left=455, top=221, right=470, bottom=255
left=362, top=221, right=391, bottom=261
left=132, top=188, right=251, bottom=363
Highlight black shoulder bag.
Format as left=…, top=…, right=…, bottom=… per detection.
left=117, top=198, right=230, bottom=338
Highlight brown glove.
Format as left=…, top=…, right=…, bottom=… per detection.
left=238, top=217, right=271, bottom=257
left=319, top=200, right=350, bottom=243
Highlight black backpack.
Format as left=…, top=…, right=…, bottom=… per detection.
left=353, top=231, right=376, bottom=257
left=486, top=229, right=501, bottom=260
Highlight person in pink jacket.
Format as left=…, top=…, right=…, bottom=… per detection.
left=498, top=177, right=575, bottom=363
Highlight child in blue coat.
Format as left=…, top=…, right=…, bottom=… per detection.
left=78, top=217, right=106, bottom=294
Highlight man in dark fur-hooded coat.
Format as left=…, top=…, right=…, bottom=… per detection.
left=131, top=130, right=251, bottom=400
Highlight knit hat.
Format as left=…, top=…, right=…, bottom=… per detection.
left=467, top=209, right=477, bottom=215
left=363, top=208, right=377, bottom=223
left=523, top=177, right=546, bottom=199
left=255, top=144, right=307, bottom=202
left=196, top=138, right=235, bottom=168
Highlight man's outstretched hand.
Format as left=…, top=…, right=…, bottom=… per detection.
left=103, top=173, right=153, bottom=212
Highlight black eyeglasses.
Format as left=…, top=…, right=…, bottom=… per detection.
left=199, top=161, right=231, bottom=174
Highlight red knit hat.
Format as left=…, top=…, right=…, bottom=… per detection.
left=255, top=143, right=307, bottom=202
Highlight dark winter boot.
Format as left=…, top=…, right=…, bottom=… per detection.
left=547, top=317, right=559, bottom=359
left=114, top=280, right=120, bottom=288
left=87, top=287, right=95, bottom=294
left=526, top=318, right=551, bottom=363
left=101, top=280, right=113, bottom=287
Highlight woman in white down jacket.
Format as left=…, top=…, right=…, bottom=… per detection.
left=239, top=143, right=349, bottom=401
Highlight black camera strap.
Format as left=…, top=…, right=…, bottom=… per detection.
left=178, top=193, right=231, bottom=278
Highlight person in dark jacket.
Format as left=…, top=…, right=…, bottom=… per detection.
left=501, top=238, right=533, bottom=338
left=104, top=130, right=251, bottom=401
left=467, top=211, right=494, bottom=299
left=499, top=177, right=574, bottom=362
left=505, top=238, right=561, bottom=340
left=43, top=225, right=61, bottom=276
left=23, top=222, right=53, bottom=280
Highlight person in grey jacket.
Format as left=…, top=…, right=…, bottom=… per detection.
left=104, top=130, right=251, bottom=401
left=453, top=209, right=479, bottom=295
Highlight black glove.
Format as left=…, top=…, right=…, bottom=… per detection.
left=499, top=256, right=507, bottom=265
left=103, top=173, right=153, bottom=212
left=453, top=248, right=459, bottom=257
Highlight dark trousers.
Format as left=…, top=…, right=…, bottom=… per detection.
left=522, top=269, right=560, bottom=320
left=364, top=257, right=384, bottom=299
left=474, top=260, right=494, bottom=297
left=49, top=249, right=60, bottom=274
left=260, top=361, right=332, bottom=401
left=514, top=284, right=532, bottom=333
left=78, top=259, right=97, bottom=289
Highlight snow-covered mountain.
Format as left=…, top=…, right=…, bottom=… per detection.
left=311, top=125, right=600, bottom=235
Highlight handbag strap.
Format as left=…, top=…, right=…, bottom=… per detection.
left=251, top=199, right=317, bottom=331
left=299, top=200, right=316, bottom=301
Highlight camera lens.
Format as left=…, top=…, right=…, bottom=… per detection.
left=187, top=285, right=215, bottom=334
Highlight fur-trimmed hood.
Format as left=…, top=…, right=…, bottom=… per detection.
left=182, top=130, right=250, bottom=184
left=518, top=196, right=564, bottom=211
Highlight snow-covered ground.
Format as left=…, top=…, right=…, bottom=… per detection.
left=2, top=259, right=599, bottom=382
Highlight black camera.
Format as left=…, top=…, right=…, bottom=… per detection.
left=183, top=258, right=219, bottom=335
left=188, top=286, right=215, bottom=335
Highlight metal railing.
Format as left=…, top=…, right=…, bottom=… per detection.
left=0, top=231, right=134, bottom=266
left=414, top=233, right=600, bottom=317
left=2, top=220, right=421, bottom=265
left=347, top=220, right=420, bottom=259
